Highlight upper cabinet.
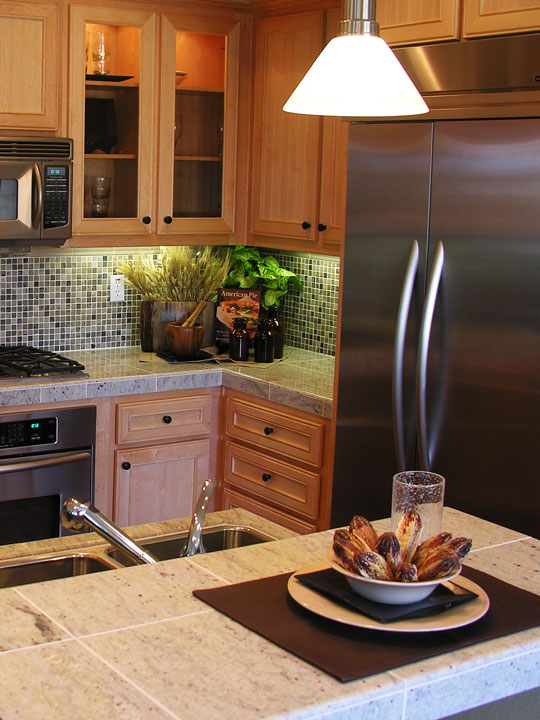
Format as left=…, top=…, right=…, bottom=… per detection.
left=378, top=0, right=540, bottom=45
left=68, top=2, right=243, bottom=246
left=378, top=1, right=461, bottom=45
left=0, top=1, right=60, bottom=130
left=250, top=9, right=347, bottom=256
left=69, top=5, right=157, bottom=240
left=462, top=0, right=540, bottom=37
left=157, top=12, right=239, bottom=237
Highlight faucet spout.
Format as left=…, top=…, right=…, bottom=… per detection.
left=179, top=478, right=216, bottom=557
left=61, top=497, right=158, bottom=565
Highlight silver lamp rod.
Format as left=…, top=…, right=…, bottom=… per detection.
left=338, top=0, right=380, bottom=37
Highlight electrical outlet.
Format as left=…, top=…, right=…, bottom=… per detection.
left=110, top=274, right=125, bottom=302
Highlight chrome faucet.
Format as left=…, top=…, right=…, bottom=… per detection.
left=179, top=477, right=216, bottom=557
left=61, top=478, right=216, bottom=565
left=61, top=497, right=158, bottom=565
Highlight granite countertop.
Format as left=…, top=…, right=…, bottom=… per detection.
left=0, top=346, right=335, bottom=418
left=0, top=507, right=537, bottom=719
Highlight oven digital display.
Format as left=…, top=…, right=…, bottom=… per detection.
left=0, top=417, right=57, bottom=449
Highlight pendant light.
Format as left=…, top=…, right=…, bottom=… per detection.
left=283, top=0, right=428, bottom=117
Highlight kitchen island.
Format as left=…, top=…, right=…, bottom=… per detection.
left=0, top=507, right=537, bottom=719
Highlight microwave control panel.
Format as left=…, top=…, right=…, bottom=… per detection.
left=0, top=417, right=57, bottom=449
left=43, top=166, right=70, bottom=229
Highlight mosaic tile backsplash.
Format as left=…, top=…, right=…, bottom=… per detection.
left=0, top=248, right=340, bottom=356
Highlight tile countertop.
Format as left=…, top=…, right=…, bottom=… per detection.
left=0, top=346, right=335, bottom=418
left=0, top=507, right=538, bottom=719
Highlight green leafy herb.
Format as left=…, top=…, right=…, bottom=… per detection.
left=224, top=246, right=303, bottom=308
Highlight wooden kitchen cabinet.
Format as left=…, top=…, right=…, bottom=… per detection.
left=69, top=4, right=157, bottom=239
left=156, top=11, right=240, bottom=237
left=67, top=2, right=244, bottom=246
left=462, top=0, right=540, bottom=37
left=221, top=390, right=332, bottom=533
left=0, top=1, right=61, bottom=130
left=250, top=8, right=347, bottom=256
left=112, top=388, right=219, bottom=526
left=377, top=1, right=461, bottom=45
left=114, top=438, right=210, bottom=527
left=378, top=0, right=540, bottom=46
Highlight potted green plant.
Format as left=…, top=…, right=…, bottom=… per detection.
left=116, top=246, right=231, bottom=352
left=224, top=246, right=303, bottom=308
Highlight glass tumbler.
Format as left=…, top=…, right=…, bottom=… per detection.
left=89, top=176, right=111, bottom=217
left=391, top=470, right=445, bottom=543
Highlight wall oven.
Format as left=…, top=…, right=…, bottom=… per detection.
left=0, top=407, right=95, bottom=545
left=0, top=137, right=72, bottom=246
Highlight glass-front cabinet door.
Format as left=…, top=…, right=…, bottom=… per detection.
left=157, top=14, right=239, bottom=237
left=69, top=6, right=156, bottom=239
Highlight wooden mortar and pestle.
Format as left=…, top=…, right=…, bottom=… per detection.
left=164, top=299, right=208, bottom=356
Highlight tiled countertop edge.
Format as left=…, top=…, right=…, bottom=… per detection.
left=0, top=359, right=333, bottom=418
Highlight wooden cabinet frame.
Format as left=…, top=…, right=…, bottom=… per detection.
left=0, top=1, right=60, bottom=130
left=68, top=4, right=157, bottom=240
left=157, top=12, right=241, bottom=238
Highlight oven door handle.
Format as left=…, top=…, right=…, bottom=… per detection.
left=0, top=450, right=91, bottom=475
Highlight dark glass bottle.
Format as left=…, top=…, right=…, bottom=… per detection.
left=254, top=317, right=275, bottom=363
left=267, top=306, right=284, bottom=359
left=229, top=317, right=249, bottom=361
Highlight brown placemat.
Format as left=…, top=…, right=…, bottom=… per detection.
left=193, top=567, right=540, bottom=682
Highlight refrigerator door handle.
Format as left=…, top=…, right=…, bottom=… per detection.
left=417, top=241, right=445, bottom=469
left=392, top=239, right=419, bottom=470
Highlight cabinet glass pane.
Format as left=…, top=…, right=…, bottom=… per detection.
left=83, top=23, right=140, bottom=219
left=174, top=31, right=225, bottom=218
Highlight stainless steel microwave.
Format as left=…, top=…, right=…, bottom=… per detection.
left=0, top=137, right=72, bottom=246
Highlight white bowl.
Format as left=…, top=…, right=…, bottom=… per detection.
left=325, top=548, right=461, bottom=605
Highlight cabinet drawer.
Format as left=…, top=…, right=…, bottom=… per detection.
left=224, top=441, right=320, bottom=520
left=224, top=397, right=324, bottom=466
left=222, top=488, right=317, bottom=534
left=116, top=395, right=212, bottom=444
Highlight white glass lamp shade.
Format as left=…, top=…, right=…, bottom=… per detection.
left=283, top=34, right=429, bottom=117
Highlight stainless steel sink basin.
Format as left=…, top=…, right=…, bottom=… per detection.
left=0, top=553, right=117, bottom=589
left=107, top=524, right=276, bottom=566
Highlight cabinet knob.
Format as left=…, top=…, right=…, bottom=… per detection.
left=164, top=216, right=173, bottom=224
left=263, top=426, right=274, bottom=436
left=121, top=462, right=131, bottom=470
left=301, top=221, right=311, bottom=230
left=142, top=216, right=151, bottom=225
left=318, top=223, right=327, bottom=232
left=262, top=473, right=272, bottom=482
left=163, top=415, right=172, bottom=424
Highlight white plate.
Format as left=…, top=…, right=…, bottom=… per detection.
left=288, top=562, right=490, bottom=633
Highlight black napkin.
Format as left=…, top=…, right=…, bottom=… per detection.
left=295, top=568, right=478, bottom=623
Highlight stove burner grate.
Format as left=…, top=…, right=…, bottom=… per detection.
left=0, top=345, right=86, bottom=378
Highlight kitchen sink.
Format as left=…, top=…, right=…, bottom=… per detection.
left=107, top=524, right=277, bottom=566
left=0, top=553, right=118, bottom=589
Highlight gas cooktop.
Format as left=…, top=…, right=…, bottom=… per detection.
left=0, top=345, right=87, bottom=382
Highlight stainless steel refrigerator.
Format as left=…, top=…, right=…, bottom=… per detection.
left=332, top=117, right=540, bottom=538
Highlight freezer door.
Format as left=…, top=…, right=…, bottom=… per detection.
left=331, top=122, right=432, bottom=526
left=425, top=118, right=540, bottom=537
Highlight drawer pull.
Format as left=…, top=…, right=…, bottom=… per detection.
left=163, top=415, right=172, bottom=424
left=121, top=462, right=131, bottom=470
left=264, top=426, right=274, bottom=436
left=261, top=473, right=272, bottom=482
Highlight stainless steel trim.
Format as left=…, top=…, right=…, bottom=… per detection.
left=0, top=450, right=91, bottom=475
left=32, top=163, right=43, bottom=230
left=61, top=497, right=158, bottom=565
left=179, top=478, right=216, bottom=557
left=417, top=241, right=444, bottom=470
left=392, top=239, right=419, bottom=471
left=395, top=33, right=540, bottom=94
